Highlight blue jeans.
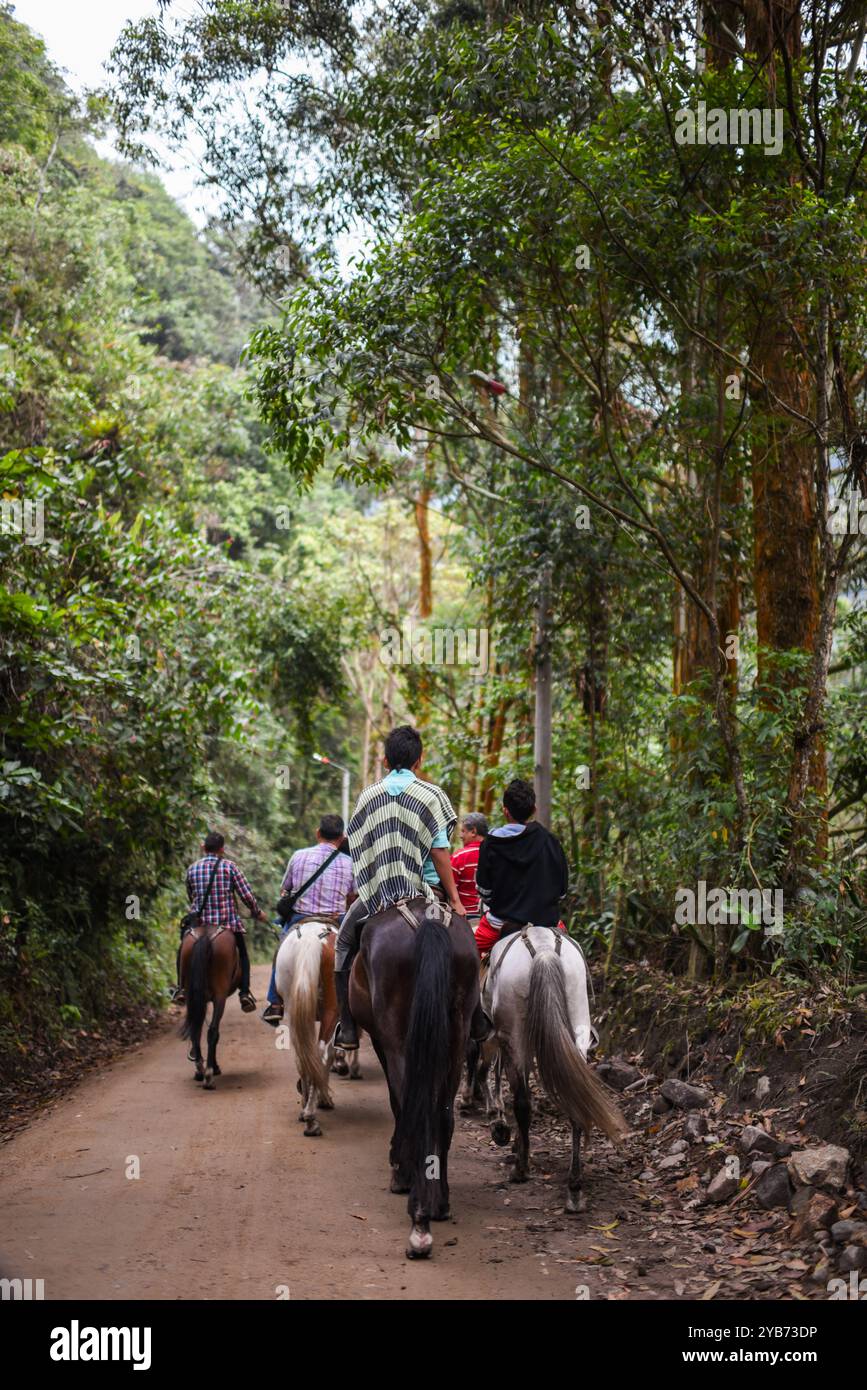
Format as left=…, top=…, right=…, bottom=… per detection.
left=267, top=913, right=306, bottom=1004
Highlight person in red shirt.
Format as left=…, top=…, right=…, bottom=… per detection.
left=450, top=812, right=488, bottom=926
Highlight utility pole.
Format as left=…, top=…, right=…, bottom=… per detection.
left=533, top=562, right=553, bottom=827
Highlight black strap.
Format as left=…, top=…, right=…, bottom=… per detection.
left=285, top=847, right=342, bottom=911
left=198, top=857, right=221, bottom=912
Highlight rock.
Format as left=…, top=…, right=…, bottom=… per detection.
left=810, top=1258, right=832, bottom=1286
left=706, top=1167, right=739, bottom=1204
left=755, top=1075, right=771, bottom=1101
left=788, top=1145, right=850, bottom=1192
left=651, top=1094, right=672, bottom=1115
left=739, top=1124, right=779, bottom=1156
left=830, top=1220, right=867, bottom=1245
left=790, top=1191, right=837, bottom=1240
left=750, top=1159, right=772, bottom=1178
left=659, top=1153, right=686, bottom=1171
left=754, top=1163, right=793, bottom=1210
left=660, top=1079, right=710, bottom=1111
left=638, top=1169, right=654, bottom=1181
left=669, top=1139, right=688, bottom=1155
left=838, top=1245, right=867, bottom=1273
left=683, top=1112, right=708, bottom=1142
left=596, top=1059, right=643, bottom=1090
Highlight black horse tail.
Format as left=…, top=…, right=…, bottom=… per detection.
left=180, top=934, right=212, bottom=1041
left=397, top=917, right=453, bottom=1194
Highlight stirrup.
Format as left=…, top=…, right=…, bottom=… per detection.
left=239, top=991, right=257, bottom=1013
left=335, top=1024, right=359, bottom=1051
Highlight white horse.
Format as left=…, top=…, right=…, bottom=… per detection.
left=274, top=917, right=341, bottom=1137
left=481, top=925, right=626, bottom=1212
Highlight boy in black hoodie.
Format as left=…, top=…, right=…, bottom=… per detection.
left=474, top=778, right=569, bottom=953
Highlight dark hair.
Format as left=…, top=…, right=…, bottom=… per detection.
left=462, top=812, right=488, bottom=837
left=203, top=831, right=225, bottom=853
left=319, top=813, right=344, bottom=842
left=384, top=724, right=423, bottom=771
left=503, top=779, right=535, bottom=824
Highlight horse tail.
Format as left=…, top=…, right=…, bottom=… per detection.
left=525, top=951, right=626, bottom=1141
left=288, top=931, right=328, bottom=1093
left=397, top=917, right=453, bottom=1186
left=180, top=934, right=212, bottom=1041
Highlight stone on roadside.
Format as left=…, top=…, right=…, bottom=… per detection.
left=787, top=1145, right=850, bottom=1192
left=683, top=1112, right=708, bottom=1143
left=660, top=1078, right=710, bottom=1111
left=706, top=1167, right=739, bottom=1204
left=596, top=1059, right=643, bottom=1090
left=659, top=1153, right=686, bottom=1171
left=830, top=1220, right=867, bottom=1246
left=790, top=1190, right=837, bottom=1241
left=755, top=1075, right=771, bottom=1101
left=750, top=1159, right=772, bottom=1179
left=651, top=1094, right=672, bottom=1115
left=838, top=1245, right=867, bottom=1273
left=754, top=1162, right=792, bottom=1210
left=669, top=1139, right=688, bottom=1154
left=739, top=1124, right=779, bottom=1156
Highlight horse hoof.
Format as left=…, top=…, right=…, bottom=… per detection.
left=194, top=1071, right=204, bottom=1083
left=491, top=1121, right=511, bottom=1147
left=304, top=1124, right=322, bottom=1138
left=406, top=1228, right=433, bottom=1259
left=349, top=1070, right=363, bottom=1080
left=565, top=1192, right=588, bottom=1215
left=212, top=1064, right=222, bottom=1076
left=509, top=1168, right=528, bottom=1184
left=203, top=1075, right=216, bottom=1091
left=332, top=1059, right=349, bottom=1077
left=431, top=1207, right=451, bottom=1222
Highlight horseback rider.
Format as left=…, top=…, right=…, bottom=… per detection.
left=261, top=813, right=356, bottom=1026
left=173, top=832, right=268, bottom=1012
left=474, top=779, right=569, bottom=954
left=450, top=811, right=488, bottom=928
left=333, top=724, right=490, bottom=1050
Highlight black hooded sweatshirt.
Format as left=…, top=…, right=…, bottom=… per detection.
left=475, top=821, right=569, bottom=932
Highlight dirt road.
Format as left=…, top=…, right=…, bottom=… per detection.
left=0, top=966, right=827, bottom=1301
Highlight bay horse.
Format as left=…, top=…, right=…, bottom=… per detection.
left=179, top=926, right=241, bottom=1090
left=274, top=916, right=341, bottom=1136
left=482, top=925, right=626, bottom=1212
left=350, top=895, right=479, bottom=1259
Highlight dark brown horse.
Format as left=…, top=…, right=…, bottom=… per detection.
left=349, top=895, right=479, bottom=1259
left=179, top=926, right=240, bottom=1089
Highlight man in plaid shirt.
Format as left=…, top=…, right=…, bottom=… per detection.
left=173, top=831, right=267, bottom=1012
left=262, top=813, right=355, bottom=1024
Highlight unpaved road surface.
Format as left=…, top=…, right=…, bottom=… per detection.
left=0, top=967, right=828, bottom=1300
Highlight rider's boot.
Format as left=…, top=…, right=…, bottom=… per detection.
left=334, top=968, right=359, bottom=1050
left=169, top=937, right=185, bottom=1005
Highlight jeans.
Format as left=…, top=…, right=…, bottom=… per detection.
left=266, top=913, right=306, bottom=1004
left=335, top=898, right=369, bottom=972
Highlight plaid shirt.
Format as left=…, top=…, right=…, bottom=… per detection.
left=280, top=843, right=354, bottom=916
left=186, top=854, right=260, bottom=932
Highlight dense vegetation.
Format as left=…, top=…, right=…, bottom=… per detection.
left=2, top=2, right=865, bottom=1078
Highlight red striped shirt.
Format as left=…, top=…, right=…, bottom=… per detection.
left=451, top=840, right=482, bottom=913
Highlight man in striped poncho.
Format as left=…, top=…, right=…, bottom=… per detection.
left=334, top=724, right=488, bottom=1050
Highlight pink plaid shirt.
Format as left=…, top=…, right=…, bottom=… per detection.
left=281, top=842, right=355, bottom=916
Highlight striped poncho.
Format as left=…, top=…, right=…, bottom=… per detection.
left=347, top=775, right=457, bottom=914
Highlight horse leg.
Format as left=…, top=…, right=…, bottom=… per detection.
left=331, top=1046, right=349, bottom=1077
left=431, top=1094, right=455, bottom=1222
left=203, top=998, right=225, bottom=1090
left=565, top=1122, right=587, bottom=1214
left=316, top=1037, right=335, bottom=1110
left=348, top=1041, right=362, bottom=1079
left=301, top=1073, right=322, bottom=1137
left=487, top=1049, right=510, bottom=1148
left=192, top=1017, right=205, bottom=1082
left=504, top=1053, right=531, bottom=1182
left=372, top=1037, right=410, bottom=1194
left=458, top=1039, right=479, bottom=1111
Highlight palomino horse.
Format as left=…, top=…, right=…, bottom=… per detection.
left=274, top=916, right=342, bottom=1137
left=482, top=925, right=626, bottom=1211
left=350, top=895, right=479, bottom=1259
left=180, top=925, right=241, bottom=1090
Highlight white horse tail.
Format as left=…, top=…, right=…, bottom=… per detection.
left=289, top=931, right=328, bottom=1094
left=525, top=951, right=626, bottom=1141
